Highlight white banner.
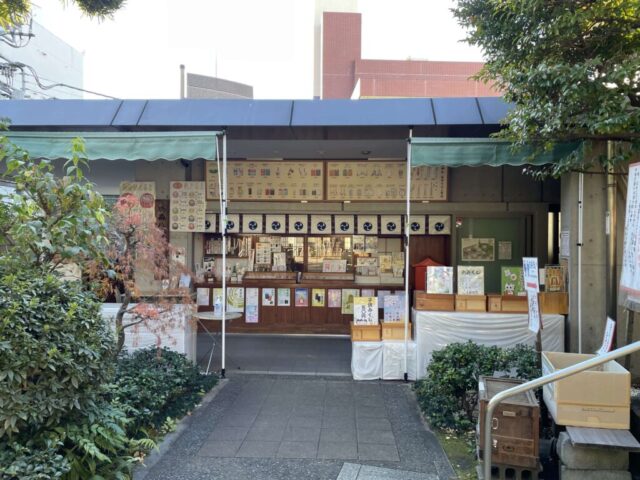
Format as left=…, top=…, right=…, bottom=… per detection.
left=620, top=162, right=640, bottom=309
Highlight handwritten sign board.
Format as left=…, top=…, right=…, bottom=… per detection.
left=206, top=160, right=324, bottom=201
left=353, top=297, right=379, bottom=325
left=597, top=317, right=616, bottom=355
left=523, top=257, right=542, bottom=333
left=120, top=181, right=156, bottom=224
left=621, top=163, right=640, bottom=309
left=327, top=161, right=447, bottom=201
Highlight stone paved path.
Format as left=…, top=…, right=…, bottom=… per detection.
left=136, top=375, right=455, bottom=480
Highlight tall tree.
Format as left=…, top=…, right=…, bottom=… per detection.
left=453, top=0, right=640, bottom=176
left=0, top=0, right=126, bottom=29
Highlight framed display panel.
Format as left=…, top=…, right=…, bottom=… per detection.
left=242, top=214, right=264, bottom=234
left=265, top=214, right=286, bottom=234
left=334, top=215, right=355, bottom=234
left=428, top=215, right=451, bottom=235
left=206, top=160, right=324, bottom=201
left=380, top=215, right=402, bottom=235
left=204, top=212, right=217, bottom=232
left=224, top=214, right=241, bottom=233
left=357, top=215, right=378, bottom=234
left=120, top=181, right=156, bottom=225
left=287, top=214, right=308, bottom=234
left=327, top=161, right=447, bottom=201
left=311, top=214, right=333, bottom=234
left=409, top=215, right=427, bottom=235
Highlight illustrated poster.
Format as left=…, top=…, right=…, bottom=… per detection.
left=206, top=160, right=324, bottom=201
left=426, top=266, right=454, bottom=294
left=328, top=289, right=342, bottom=308
left=277, top=288, right=291, bottom=307
left=501, top=267, right=526, bottom=296
left=295, top=288, right=309, bottom=307
left=341, top=289, right=360, bottom=315
left=312, top=289, right=325, bottom=307
left=262, top=288, right=275, bottom=306
left=545, top=265, right=565, bottom=293
left=383, top=295, right=405, bottom=323
left=169, top=181, right=206, bottom=232
left=119, top=181, right=156, bottom=225
left=196, top=288, right=210, bottom=306
left=353, top=297, right=379, bottom=325
left=457, top=266, right=485, bottom=295
left=226, top=287, right=245, bottom=313
left=327, top=161, right=447, bottom=201
left=461, top=238, right=495, bottom=262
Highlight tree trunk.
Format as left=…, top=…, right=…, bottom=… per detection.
left=114, top=289, right=131, bottom=357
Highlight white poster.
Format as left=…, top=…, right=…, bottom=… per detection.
left=196, top=288, right=210, bottom=306
left=353, top=297, right=379, bottom=325
left=620, top=163, right=640, bottom=309
left=169, top=181, right=206, bottom=232
left=527, top=291, right=541, bottom=334
left=523, top=257, right=541, bottom=333
left=457, top=266, right=485, bottom=295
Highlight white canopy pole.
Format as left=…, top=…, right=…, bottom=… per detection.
left=577, top=172, right=584, bottom=353
left=404, top=129, right=413, bottom=382
left=221, top=131, right=228, bottom=377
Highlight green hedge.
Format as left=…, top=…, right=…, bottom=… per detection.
left=414, top=342, right=540, bottom=432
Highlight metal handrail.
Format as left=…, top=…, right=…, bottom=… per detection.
left=483, top=341, right=640, bottom=479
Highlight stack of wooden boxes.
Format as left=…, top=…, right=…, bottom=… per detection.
left=477, top=376, right=540, bottom=479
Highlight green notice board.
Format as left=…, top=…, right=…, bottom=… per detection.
left=456, top=217, right=527, bottom=294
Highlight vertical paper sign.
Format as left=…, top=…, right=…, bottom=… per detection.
left=169, top=181, right=206, bottom=232
left=245, top=288, right=259, bottom=323
left=353, top=297, right=379, bottom=325
left=523, top=257, right=542, bottom=333
left=597, top=318, right=616, bottom=355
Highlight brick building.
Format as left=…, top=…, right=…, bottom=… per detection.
left=321, top=11, right=499, bottom=99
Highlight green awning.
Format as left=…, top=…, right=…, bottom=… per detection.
left=410, top=137, right=582, bottom=167
left=3, top=131, right=222, bottom=161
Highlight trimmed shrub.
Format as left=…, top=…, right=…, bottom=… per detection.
left=414, top=341, right=540, bottom=432
left=0, top=264, right=115, bottom=438
left=111, top=348, right=217, bottom=436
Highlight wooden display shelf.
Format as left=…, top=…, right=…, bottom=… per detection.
left=381, top=321, right=412, bottom=340
left=413, top=291, right=455, bottom=311
left=455, top=294, right=487, bottom=312
left=487, top=294, right=528, bottom=313
left=350, top=322, right=381, bottom=341
left=539, top=291, right=568, bottom=314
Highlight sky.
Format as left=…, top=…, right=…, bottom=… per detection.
left=31, top=0, right=484, bottom=100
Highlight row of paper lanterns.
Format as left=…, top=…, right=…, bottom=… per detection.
left=204, top=214, right=451, bottom=235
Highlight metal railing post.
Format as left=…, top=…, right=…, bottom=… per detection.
left=483, top=341, right=640, bottom=479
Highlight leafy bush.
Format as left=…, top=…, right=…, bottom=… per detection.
left=0, top=440, right=69, bottom=480
left=111, top=348, right=217, bottom=436
left=0, top=264, right=115, bottom=438
left=414, top=342, right=540, bottom=432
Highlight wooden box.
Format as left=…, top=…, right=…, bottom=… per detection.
left=455, top=294, right=487, bottom=312
left=478, top=376, right=540, bottom=468
left=539, top=292, right=568, bottom=314
left=542, top=352, right=630, bottom=429
left=487, top=295, right=528, bottom=313
left=350, top=322, right=381, bottom=342
left=413, top=291, right=455, bottom=311
left=381, top=321, right=412, bottom=340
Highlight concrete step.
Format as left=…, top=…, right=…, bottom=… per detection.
left=336, top=462, right=439, bottom=480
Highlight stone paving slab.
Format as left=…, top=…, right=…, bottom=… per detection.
left=135, top=374, right=455, bottom=480
left=337, top=463, right=439, bottom=480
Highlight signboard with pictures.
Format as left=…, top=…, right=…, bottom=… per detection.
left=341, top=289, right=360, bottom=315
left=169, top=181, right=206, bottom=232
left=120, top=181, right=156, bottom=225
left=245, top=288, right=259, bottom=323
left=461, top=237, right=495, bottom=262
left=426, top=266, right=454, bottom=294
left=353, top=297, right=379, bottom=325
left=383, top=295, right=405, bottom=323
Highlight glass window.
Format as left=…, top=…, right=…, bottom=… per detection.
left=306, top=236, right=354, bottom=272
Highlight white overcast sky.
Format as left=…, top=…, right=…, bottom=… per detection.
left=32, top=0, right=483, bottom=99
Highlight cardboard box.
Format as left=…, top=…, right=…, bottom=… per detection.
left=542, top=351, right=630, bottom=429
left=413, top=291, right=455, bottom=311
left=350, top=322, right=381, bottom=342
left=455, top=294, right=487, bottom=312
left=381, top=321, right=412, bottom=340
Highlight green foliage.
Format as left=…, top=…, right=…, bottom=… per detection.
left=0, top=263, right=115, bottom=438
left=0, top=0, right=126, bottom=29
left=111, top=348, right=217, bottom=436
left=453, top=0, right=640, bottom=176
left=414, top=342, right=540, bottom=432
left=0, top=136, right=109, bottom=270
left=0, top=439, right=70, bottom=479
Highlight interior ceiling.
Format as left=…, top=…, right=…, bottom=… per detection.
left=225, top=139, right=407, bottom=160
